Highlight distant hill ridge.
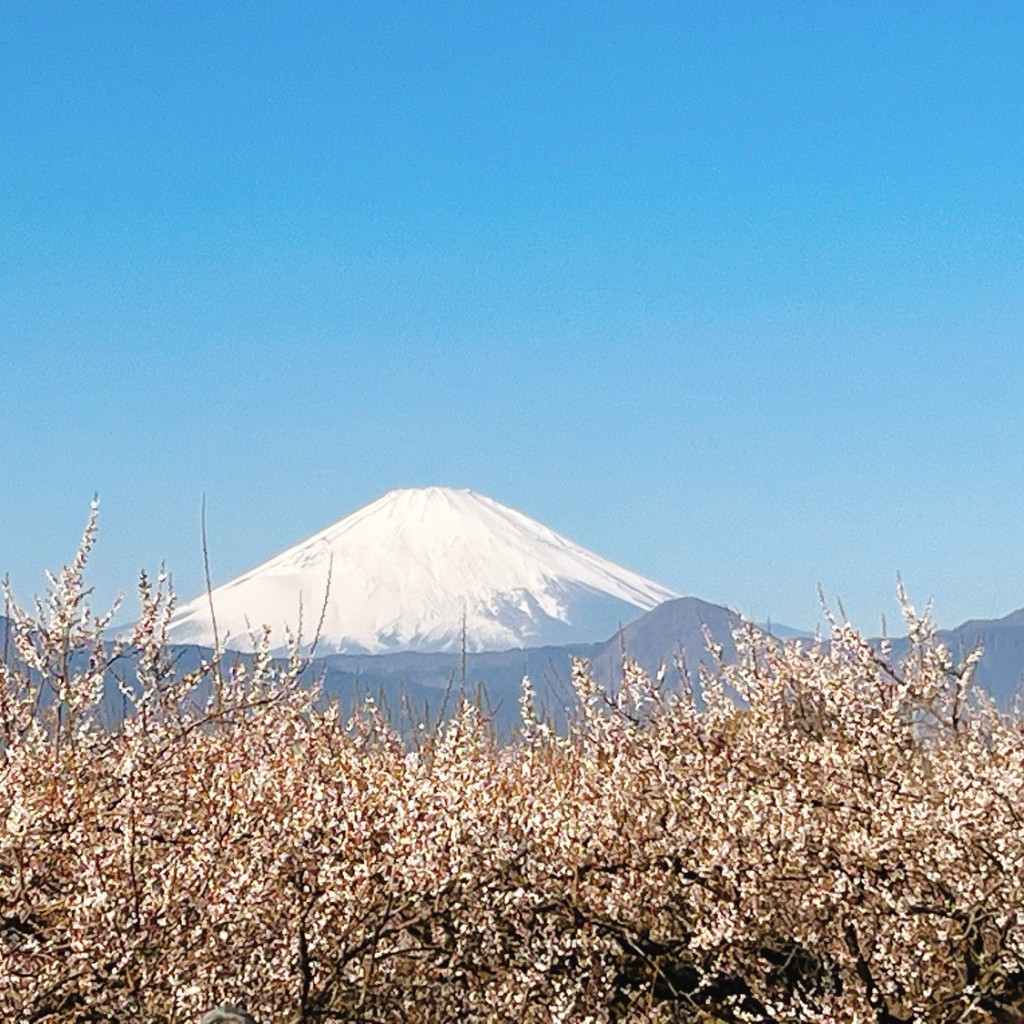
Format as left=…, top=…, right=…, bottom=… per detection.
left=5, top=595, right=1024, bottom=735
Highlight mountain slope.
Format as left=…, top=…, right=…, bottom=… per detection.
left=169, top=487, right=679, bottom=654
left=588, top=596, right=742, bottom=687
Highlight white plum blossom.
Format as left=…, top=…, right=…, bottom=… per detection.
left=1, top=516, right=1023, bottom=1021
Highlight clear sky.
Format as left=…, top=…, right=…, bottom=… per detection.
left=3, top=2, right=1023, bottom=632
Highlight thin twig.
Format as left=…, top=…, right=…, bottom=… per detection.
left=200, top=493, right=223, bottom=713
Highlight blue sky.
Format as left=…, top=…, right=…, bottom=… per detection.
left=3, top=2, right=1023, bottom=631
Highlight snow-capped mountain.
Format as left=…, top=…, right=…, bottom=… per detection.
left=169, top=487, right=680, bottom=654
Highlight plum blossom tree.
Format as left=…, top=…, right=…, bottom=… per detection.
left=2, top=512, right=1024, bottom=1022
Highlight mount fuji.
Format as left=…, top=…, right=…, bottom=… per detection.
left=168, top=487, right=680, bottom=654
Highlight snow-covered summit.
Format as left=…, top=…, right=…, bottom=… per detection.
left=168, top=486, right=680, bottom=654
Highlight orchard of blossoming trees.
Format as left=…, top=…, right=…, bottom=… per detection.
left=3, top=509, right=1024, bottom=1023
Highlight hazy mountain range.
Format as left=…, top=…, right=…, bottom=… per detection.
left=0, top=594, right=742, bottom=736
left=2, top=596, right=1023, bottom=735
